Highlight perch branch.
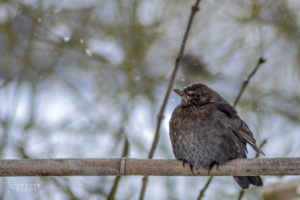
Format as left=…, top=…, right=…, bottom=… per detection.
left=0, top=158, right=299, bottom=176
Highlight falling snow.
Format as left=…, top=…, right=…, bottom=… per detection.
left=85, top=49, right=92, bottom=57
left=63, top=36, right=71, bottom=42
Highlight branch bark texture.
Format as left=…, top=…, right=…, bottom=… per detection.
left=0, top=158, right=299, bottom=176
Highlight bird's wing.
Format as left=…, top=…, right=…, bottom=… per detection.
left=215, top=102, right=265, bottom=156
left=237, top=120, right=265, bottom=156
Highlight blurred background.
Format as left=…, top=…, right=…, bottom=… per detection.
left=0, top=0, right=300, bottom=199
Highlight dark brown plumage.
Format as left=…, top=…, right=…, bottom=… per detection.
left=169, top=83, right=264, bottom=189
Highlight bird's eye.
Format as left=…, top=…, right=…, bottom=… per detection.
left=190, top=93, right=200, bottom=98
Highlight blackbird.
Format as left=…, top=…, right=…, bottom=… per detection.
left=169, top=83, right=264, bottom=189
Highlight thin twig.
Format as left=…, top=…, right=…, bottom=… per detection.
left=106, top=105, right=131, bottom=199
left=237, top=190, right=245, bottom=200
left=237, top=139, right=267, bottom=200
left=51, top=177, right=80, bottom=200
left=197, top=57, right=267, bottom=200
left=107, top=138, right=129, bottom=200
left=233, top=57, right=266, bottom=107
left=148, top=0, right=202, bottom=161
left=138, top=0, right=203, bottom=199
left=255, top=139, right=267, bottom=158
left=197, top=176, right=213, bottom=200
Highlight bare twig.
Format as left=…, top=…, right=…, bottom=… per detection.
left=255, top=139, right=267, bottom=158
left=107, top=105, right=132, bottom=200
left=107, top=138, right=129, bottom=200
left=237, top=190, right=245, bottom=200
left=237, top=139, right=267, bottom=200
left=51, top=177, right=80, bottom=200
left=197, top=176, right=213, bottom=200
left=233, top=57, right=266, bottom=107
left=198, top=57, right=267, bottom=199
left=147, top=0, right=202, bottom=161
left=0, top=158, right=299, bottom=176
left=139, top=0, right=203, bottom=199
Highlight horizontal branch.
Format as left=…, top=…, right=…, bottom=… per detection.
left=0, top=158, right=299, bottom=177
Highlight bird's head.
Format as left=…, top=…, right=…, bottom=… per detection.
left=173, top=83, right=223, bottom=106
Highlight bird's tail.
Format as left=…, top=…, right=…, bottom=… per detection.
left=233, top=176, right=263, bottom=189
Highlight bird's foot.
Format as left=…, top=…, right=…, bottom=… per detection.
left=189, top=164, right=193, bottom=172
left=179, top=159, right=194, bottom=173
left=208, top=161, right=220, bottom=174
left=179, top=159, right=188, bottom=167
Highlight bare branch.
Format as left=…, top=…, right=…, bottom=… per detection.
left=147, top=0, right=203, bottom=161
left=0, top=158, right=300, bottom=176
left=198, top=57, right=267, bottom=198
left=197, top=176, right=213, bottom=200
left=107, top=138, right=130, bottom=200
left=233, top=57, right=267, bottom=107
left=237, top=190, right=245, bottom=200
left=139, top=0, right=203, bottom=199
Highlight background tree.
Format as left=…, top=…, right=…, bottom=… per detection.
left=0, top=0, right=300, bottom=199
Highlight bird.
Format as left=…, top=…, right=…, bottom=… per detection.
left=169, top=83, right=264, bottom=189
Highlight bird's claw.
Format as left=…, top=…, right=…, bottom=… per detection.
left=208, top=161, right=219, bottom=174
left=179, top=159, right=194, bottom=173
left=189, top=164, right=193, bottom=172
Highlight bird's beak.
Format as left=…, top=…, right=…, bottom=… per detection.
left=173, top=89, right=189, bottom=104
left=173, top=89, right=186, bottom=97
